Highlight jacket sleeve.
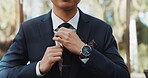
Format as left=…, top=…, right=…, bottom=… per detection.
left=0, top=24, right=38, bottom=78
left=82, top=26, right=130, bottom=78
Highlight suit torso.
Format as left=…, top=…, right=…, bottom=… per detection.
left=0, top=9, right=129, bottom=78
left=22, top=10, right=107, bottom=78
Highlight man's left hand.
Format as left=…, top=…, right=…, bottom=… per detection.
left=53, top=27, right=85, bottom=56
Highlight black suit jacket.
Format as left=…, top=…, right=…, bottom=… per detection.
left=0, top=9, right=130, bottom=78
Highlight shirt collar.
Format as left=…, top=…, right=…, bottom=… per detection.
left=52, top=9, right=80, bottom=31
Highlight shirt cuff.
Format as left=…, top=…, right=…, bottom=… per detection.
left=80, top=58, right=89, bottom=63
left=36, top=61, right=44, bottom=77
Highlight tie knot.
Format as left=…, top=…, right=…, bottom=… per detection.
left=55, top=23, right=72, bottom=31
left=58, top=23, right=71, bottom=28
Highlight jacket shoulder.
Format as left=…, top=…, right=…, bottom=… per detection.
left=21, top=13, right=47, bottom=27
left=84, top=13, right=112, bottom=29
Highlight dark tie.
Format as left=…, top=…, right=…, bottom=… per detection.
left=55, top=23, right=74, bottom=78
left=55, top=23, right=74, bottom=31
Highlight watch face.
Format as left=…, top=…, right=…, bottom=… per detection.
left=82, top=46, right=92, bottom=57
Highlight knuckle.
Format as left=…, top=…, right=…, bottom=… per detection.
left=48, top=57, right=53, bottom=62
left=48, top=53, right=52, bottom=57
left=59, top=57, right=62, bottom=60
left=60, top=27, right=65, bottom=30
left=50, top=57, right=56, bottom=63
left=56, top=32, right=60, bottom=35
left=58, top=28, right=63, bottom=32
left=65, top=36, right=69, bottom=40
left=70, top=29, right=74, bottom=32
left=47, top=47, right=51, bottom=51
left=55, top=33, right=60, bottom=38
left=58, top=47, right=63, bottom=52
left=57, top=57, right=61, bottom=60
left=67, top=32, right=71, bottom=36
left=64, top=41, right=70, bottom=45
left=59, top=52, right=62, bottom=55
left=69, top=30, right=74, bottom=34
left=60, top=48, right=63, bottom=52
left=57, top=37, right=61, bottom=40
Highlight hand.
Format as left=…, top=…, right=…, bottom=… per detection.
left=39, top=46, right=63, bottom=74
left=53, top=27, right=85, bottom=56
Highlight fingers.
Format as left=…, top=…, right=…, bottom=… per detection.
left=45, top=46, right=63, bottom=63
left=53, top=37, right=70, bottom=45
left=49, top=57, right=62, bottom=63
left=39, top=46, right=63, bottom=74
left=46, top=46, right=63, bottom=63
left=48, top=52, right=62, bottom=57
left=54, top=27, right=75, bottom=40
left=46, top=46, right=63, bottom=53
left=53, top=27, right=75, bottom=45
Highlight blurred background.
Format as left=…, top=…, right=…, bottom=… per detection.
left=0, top=0, right=148, bottom=78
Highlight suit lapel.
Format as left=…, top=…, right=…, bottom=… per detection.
left=77, top=10, right=91, bottom=43
left=38, top=11, right=55, bottom=48
left=69, top=9, right=91, bottom=78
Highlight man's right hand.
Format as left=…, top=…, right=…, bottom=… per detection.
left=39, top=46, right=63, bottom=74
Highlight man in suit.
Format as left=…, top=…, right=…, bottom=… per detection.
left=0, top=0, right=130, bottom=78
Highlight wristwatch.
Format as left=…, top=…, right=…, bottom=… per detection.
left=80, top=44, right=92, bottom=58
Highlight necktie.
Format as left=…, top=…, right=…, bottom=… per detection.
left=55, top=23, right=75, bottom=78
left=55, top=23, right=74, bottom=31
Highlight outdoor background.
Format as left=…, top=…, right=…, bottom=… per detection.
left=0, top=0, right=148, bottom=78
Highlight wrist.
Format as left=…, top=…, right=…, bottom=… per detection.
left=80, top=44, right=92, bottom=58
left=77, top=42, right=85, bottom=56
left=36, top=61, right=45, bottom=76
left=39, top=62, right=43, bottom=74
left=39, top=61, right=46, bottom=75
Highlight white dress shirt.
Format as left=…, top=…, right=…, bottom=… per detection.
left=36, top=9, right=88, bottom=76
